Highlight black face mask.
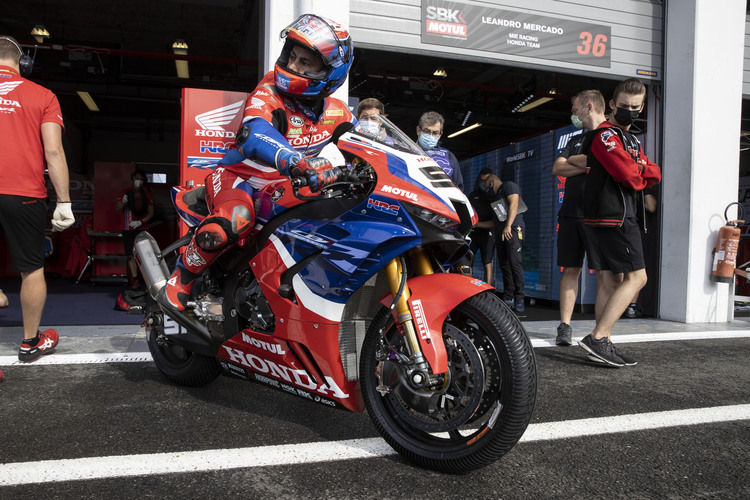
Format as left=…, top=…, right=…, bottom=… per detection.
left=614, top=107, right=640, bottom=126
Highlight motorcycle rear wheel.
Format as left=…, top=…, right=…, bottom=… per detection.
left=146, top=321, right=220, bottom=387
left=360, top=290, right=537, bottom=473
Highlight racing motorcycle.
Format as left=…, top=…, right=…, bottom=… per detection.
left=134, top=116, right=537, bottom=473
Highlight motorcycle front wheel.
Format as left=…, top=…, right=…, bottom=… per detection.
left=360, top=290, right=537, bottom=473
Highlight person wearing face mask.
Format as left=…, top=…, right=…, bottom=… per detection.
left=116, top=168, right=154, bottom=289
left=552, top=89, right=617, bottom=346
left=577, top=78, right=661, bottom=367
left=416, top=111, right=464, bottom=191
left=356, top=97, right=394, bottom=144
left=357, top=97, right=384, bottom=136
left=478, top=167, right=526, bottom=312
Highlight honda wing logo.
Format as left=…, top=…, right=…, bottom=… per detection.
left=194, top=100, right=244, bottom=137
left=0, top=81, right=23, bottom=96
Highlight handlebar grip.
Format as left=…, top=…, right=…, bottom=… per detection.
left=291, top=176, right=307, bottom=189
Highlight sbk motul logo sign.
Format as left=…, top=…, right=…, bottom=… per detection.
left=194, top=100, right=244, bottom=138
left=425, top=5, right=467, bottom=39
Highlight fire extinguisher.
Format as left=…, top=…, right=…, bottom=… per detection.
left=711, top=202, right=745, bottom=283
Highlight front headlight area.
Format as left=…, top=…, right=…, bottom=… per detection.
left=404, top=202, right=459, bottom=231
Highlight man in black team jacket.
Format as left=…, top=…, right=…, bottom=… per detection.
left=578, top=79, right=661, bottom=367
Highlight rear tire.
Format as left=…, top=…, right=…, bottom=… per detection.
left=146, top=314, right=220, bottom=387
left=360, top=290, right=537, bottom=473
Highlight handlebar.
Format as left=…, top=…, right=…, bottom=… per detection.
left=290, top=166, right=343, bottom=189
left=291, top=165, right=372, bottom=200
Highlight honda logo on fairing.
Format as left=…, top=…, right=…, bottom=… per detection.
left=221, top=346, right=350, bottom=398
left=380, top=185, right=418, bottom=201
left=194, top=100, right=244, bottom=137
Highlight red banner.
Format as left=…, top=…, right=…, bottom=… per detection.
left=179, top=88, right=249, bottom=187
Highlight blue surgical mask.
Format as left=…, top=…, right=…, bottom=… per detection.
left=419, top=133, right=439, bottom=150
left=570, top=114, right=584, bottom=129
left=358, top=120, right=380, bottom=137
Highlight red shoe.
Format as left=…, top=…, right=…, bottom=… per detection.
left=19, top=329, right=59, bottom=363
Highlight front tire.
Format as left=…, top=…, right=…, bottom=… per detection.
left=360, top=291, right=537, bottom=473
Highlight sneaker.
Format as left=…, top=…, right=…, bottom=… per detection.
left=578, top=334, right=625, bottom=367
left=611, top=343, right=638, bottom=366
left=556, top=322, right=572, bottom=346
left=19, top=329, right=59, bottom=363
left=623, top=304, right=640, bottom=318
left=514, top=298, right=525, bottom=313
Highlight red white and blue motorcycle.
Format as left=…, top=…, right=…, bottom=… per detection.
left=134, top=116, right=536, bottom=473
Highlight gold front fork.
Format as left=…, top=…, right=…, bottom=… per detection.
left=384, top=247, right=434, bottom=356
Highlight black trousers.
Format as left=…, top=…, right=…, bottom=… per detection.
left=497, top=225, right=524, bottom=301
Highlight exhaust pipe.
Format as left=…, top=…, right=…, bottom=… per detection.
left=134, top=232, right=170, bottom=299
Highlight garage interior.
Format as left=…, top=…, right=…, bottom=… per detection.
left=1, top=0, right=657, bottom=171
left=3, top=0, right=750, bottom=317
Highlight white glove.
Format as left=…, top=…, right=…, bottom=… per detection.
left=121, top=194, right=128, bottom=203
left=129, top=220, right=143, bottom=229
left=51, top=202, right=75, bottom=232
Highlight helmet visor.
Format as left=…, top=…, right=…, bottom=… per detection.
left=280, top=14, right=346, bottom=67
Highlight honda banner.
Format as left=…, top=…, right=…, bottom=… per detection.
left=179, top=88, right=249, bottom=187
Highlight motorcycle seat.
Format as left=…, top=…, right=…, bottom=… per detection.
left=182, top=186, right=209, bottom=217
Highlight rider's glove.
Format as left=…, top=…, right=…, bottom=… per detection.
left=51, top=202, right=75, bottom=232
left=291, top=156, right=340, bottom=192
left=129, top=220, right=143, bottom=229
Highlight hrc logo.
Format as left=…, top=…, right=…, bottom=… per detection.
left=367, top=198, right=399, bottom=216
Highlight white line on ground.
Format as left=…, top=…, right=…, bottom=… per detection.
left=2, top=329, right=749, bottom=365
left=530, top=329, right=750, bottom=347
left=0, top=352, right=152, bottom=366
left=1, top=404, right=749, bottom=486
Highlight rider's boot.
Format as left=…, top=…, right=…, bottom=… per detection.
left=159, top=239, right=220, bottom=311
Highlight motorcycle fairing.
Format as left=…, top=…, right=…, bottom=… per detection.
left=263, top=195, right=439, bottom=323
left=338, top=136, right=476, bottom=224
left=217, top=327, right=362, bottom=411
left=380, top=273, right=494, bottom=375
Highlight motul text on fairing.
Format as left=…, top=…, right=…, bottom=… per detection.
left=134, top=115, right=537, bottom=473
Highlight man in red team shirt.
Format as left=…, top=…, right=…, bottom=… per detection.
left=578, top=79, right=661, bottom=367
left=0, top=36, right=75, bottom=362
left=160, top=14, right=355, bottom=312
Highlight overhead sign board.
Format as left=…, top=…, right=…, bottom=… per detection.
left=421, top=0, right=611, bottom=68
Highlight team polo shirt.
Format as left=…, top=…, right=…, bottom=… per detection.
left=0, top=65, right=65, bottom=198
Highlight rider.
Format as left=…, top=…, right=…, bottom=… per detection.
left=160, top=14, right=355, bottom=311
